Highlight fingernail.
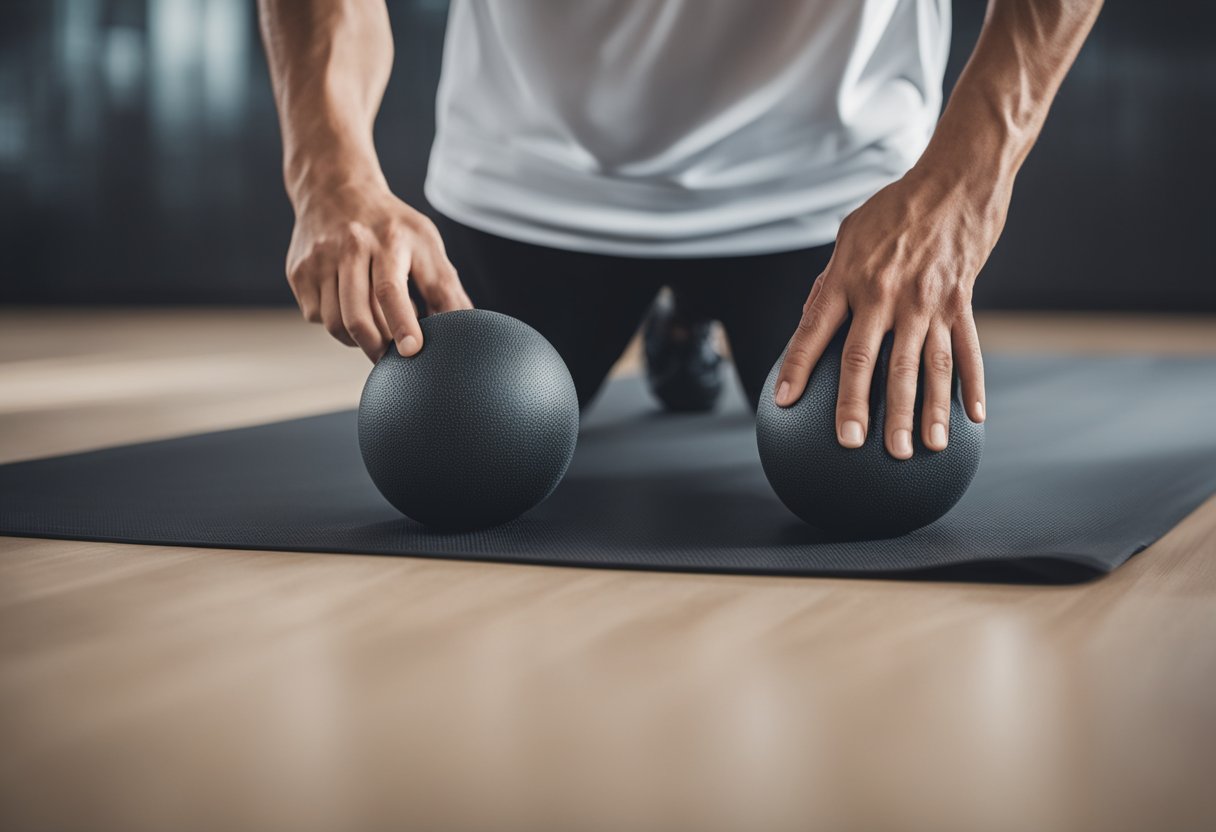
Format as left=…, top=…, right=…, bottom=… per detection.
left=893, top=429, right=912, bottom=458
left=400, top=335, right=419, bottom=356
left=975, top=401, right=986, bottom=422
left=776, top=380, right=791, bottom=406
left=930, top=422, right=947, bottom=449
left=840, top=420, right=865, bottom=448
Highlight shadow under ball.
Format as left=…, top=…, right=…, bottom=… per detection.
left=755, top=327, right=984, bottom=538
left=359, top=309, right=579, bottom=530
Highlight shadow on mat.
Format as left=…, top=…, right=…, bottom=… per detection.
left=349, top=460, right=1108, bottom=586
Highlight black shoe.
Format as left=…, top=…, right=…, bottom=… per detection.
left=642, top=290, right=724, bottom=412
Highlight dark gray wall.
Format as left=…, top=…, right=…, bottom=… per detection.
left=1, top=0, right=1212, bottom=310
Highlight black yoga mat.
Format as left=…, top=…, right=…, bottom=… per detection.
left=2, top=355, right=1215, bottom=583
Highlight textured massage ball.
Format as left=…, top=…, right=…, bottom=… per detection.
left=755, top=327, right=984, bottom=538
left=359, top=309, right=579, bottom=530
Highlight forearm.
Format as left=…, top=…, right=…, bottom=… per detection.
left=257, top=0, right=394, bottom=208
left=916, top=0, right=1103, bottom=193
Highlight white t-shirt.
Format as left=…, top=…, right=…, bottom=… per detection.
left=424, top=0, right=951, bottom=257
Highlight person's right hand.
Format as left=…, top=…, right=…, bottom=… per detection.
left=286, top=180, right=472, bottom=361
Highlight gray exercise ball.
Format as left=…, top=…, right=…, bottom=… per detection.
left=359, top=309, right=579, bottom=530
left=755, top=327, right=984, bottom=538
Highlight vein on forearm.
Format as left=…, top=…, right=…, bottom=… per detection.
left=923, top=0, right=1103, bottom=184
left=258, top=0, right=394, bottom=201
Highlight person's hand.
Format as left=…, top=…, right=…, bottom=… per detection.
left=773, top=167, right=1008, bottom=458
left=286, top=179, right=472, bottom=361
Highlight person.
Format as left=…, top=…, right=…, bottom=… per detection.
left=259, top=0, right=1101, bottom=459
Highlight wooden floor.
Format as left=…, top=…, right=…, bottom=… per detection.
left=1, top=309, right=1214, bottom=832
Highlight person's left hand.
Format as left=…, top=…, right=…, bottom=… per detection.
left=772, top=166, right=1009, bottom=458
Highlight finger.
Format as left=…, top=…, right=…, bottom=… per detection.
left=318, top=277, right=356, bottom=347
left=835, top=314, right=886, bottom=449
left=410, top=245, right=472, bottom=314
left=288, top=258, right=325, bottom=324
left=338, top=248, right=388, bottom=361
left=773, top=276, right=847, bottom=407
left=920, top=323, right=954, bottom=450
left=884, top=319, right=929, bottom=460
left=372, top=246, right=423, bottom=356
left=803, top=273, right=825, bottom=311
left=371, top=297, right=393, bottom=343
left=952, top=311, right=986, bottom=423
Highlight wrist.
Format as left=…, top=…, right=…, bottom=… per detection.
left=900, top=144, right=1014, bottom=258
left=916, top=66, right=1043, bottom=195
left=914, top=123, right=1015, bottom=198
left=909, top=115, right=1016, bottom=230
left=284, top=134, right=388, bottom=214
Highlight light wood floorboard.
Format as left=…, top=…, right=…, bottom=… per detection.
left=1, top=309, right=1214, bottom=832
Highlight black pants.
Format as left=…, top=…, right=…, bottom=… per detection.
left=434, top=213, right=835, bottom=410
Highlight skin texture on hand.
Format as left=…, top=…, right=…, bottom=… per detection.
left=774, top=169, right=1003, bottom=458
left=288, top=180, right=471, bottom=361
left=774, top=0, right=1103, bottom=459
left=259, top=0, right=471, bottom=361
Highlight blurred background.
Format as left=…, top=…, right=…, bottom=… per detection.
left=0, top=0, right=1212, bottom=310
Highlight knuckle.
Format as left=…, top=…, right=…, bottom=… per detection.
left=889, top=354, right=920, bottom=383
left=910, top=275, right=939, bottom=311
left=948, top=283, right=973, bottom=313
left=301, top=305, right=321, bottom=324
left=308, top=240, right=339, bottom=264
left=339, top=223, right=369, bottom=255
left=867, top=274, right=897, bottom=303
left=290, top=251, right=323, bottom=281
left=841, top=344, right=874, bottom=373
left=381, top=222, right=411, bottom=251
left=794, top=314, right=820, bottom=338
left=929, top=349, right=953, bottom=376
left=804, top=288, right=833, bottom=316
left=373, top=278, right=401, bottom=303
left=782, top=346, right=811, bottom=371
left=323, top=319, right=347, bottom=340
